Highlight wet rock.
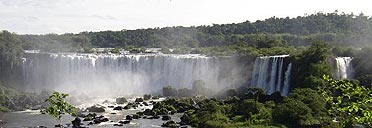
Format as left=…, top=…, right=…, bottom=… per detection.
left=54, top=124, right=62, bottom=127
left=153, top=115, right=160, bottom=119
left=143, top=109, right=152, bottom=115
left=100, top=118, right=109, bottom=122
left=123, top=105, right=131, bottom=109
left=135, top=98, right=143, bottom=102
left=161, top=120, right=178, bottom=127
left=113, top=124, right=123, bottom=126
left=136, top=111, right=144, bottom=116
left=162, top=115, right=171, bottom=121
left=116, top=97, right=127, bottom=104
left=110, top=112, right=116, bottom=114
left=107, top=105, right=114, bottom=108
left=152, top=95, right=160, bottom=99
left=143, top=102, right=149, bottom=106
left=71, top=117, right=81, bottom=128
left=93, top=118, right=101, bottom=124
left=83, top=113, right=96, bottom=121
left=126, top=115, right=133, bottom=120
left=88, top=122, right=94, bottom=125
left=131, top=103, right=139, bottom=108
left=132, top=114, right=140, bottom=119
left=87, top=105, right=105, bottom=113
left=87, top=113, right=97, bottom=117
left=37, top=126, right=47, bottom=128
left=113, top=106, right=123, bottom=110
left=83, top=116, right=93, bottom=121
left=119, top=120, right=130, bottom=124
left=143, top=94, right=152, bottom=100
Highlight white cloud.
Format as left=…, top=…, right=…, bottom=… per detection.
left=0, top=0, right=371, bottom=34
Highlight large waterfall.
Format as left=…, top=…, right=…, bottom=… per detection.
left=335, top=57, right=353, bottom=79
left=250, top=55, right=292, bottom=96
left=20, top=53, right=248, bottom=96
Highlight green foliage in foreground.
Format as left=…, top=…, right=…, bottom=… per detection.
left=170, top=75, right=372, bottom=128
left=318, top=75, right=372, bottom=127
left=44, top=91, right=76, bottom=127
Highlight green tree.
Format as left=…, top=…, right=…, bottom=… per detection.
left=292, top=41, right=332, bottom=88
left=0, top=30, right=23, bottom=65
left=44, top=91, right=76, bottom=127
left=273, top=98, right=312, bottom=127
left=317, top=75, right=372, bottom=127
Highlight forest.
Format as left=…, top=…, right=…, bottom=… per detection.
left=1, top=11, right=372, bottom=127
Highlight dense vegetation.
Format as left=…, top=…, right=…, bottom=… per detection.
left=13, top=12, right=372, bottom=54
left=157, top=76, right=371, bottom=127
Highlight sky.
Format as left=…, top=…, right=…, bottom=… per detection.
left=0, top=0, right=371, bottom=34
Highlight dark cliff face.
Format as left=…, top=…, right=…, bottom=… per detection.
left=12, top=53, right=254, bottom=96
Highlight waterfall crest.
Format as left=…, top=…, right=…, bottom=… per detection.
left=335, top=57, right=353, bottom=79
left=21, top=53, right=246, bottom=96
left=250, top=55, right=291, bottom=95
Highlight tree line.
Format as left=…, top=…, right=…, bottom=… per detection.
left=14, top=11, right=372, bottom=52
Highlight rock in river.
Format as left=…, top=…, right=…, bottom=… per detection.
left=87, top=105, right=105, bottom=112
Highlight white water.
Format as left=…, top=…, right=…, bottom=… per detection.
left=250, top=55, right=291, bottom=95
left=20, top=53, right=246, bottom=96
left=335, top=57, right=353, bottom=79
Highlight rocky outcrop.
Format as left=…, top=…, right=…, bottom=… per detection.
left=87, top=105, right=105, bottom=113
left=115, top=97, right=127, bottom=104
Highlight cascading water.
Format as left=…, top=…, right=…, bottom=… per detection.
left=20, top=53, right=248, bottom=96
left=250, top=55, right=291, bottom=96
left=335, top=57, right=353, bottom=79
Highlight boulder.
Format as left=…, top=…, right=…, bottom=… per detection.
left=143, top=94, right=152, bottom=100
left=88, top=122, right=93, bottom=125
left=125, top=115, right=133, bottom=120
left=71, top=117, right=81, bottom=128
left=162, top=115, right=171, bottom=121
left=100, top=118, right=109, bottom=122
left=119, top=120, right=130, bottom=124
left=116, top=97, right=127, bottom=104
left=87, top=105, right=105, bottom=113
left=135, top=98, right=143, bottom=102
left=161, top=120, right=178, bottom=127
left=113, top=124, right=123, bottom=126
left=143, top=109, right=152, bottom=115
left=132, top=114, right=140, bottom=119
left=113, top=106, right=123, bottom=110
left=83, top=116, right=93, bottom=121
left=143, top=102, right=149, bottom=106
left=153, top=115, right=160, bottom=119
left=123, top=105, right=131, bottom=109
left=136, top=111, right=144, bottom=116
left=93, top=118, right=101, bottom=124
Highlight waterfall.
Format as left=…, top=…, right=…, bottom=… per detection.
left=20, top=53, right=246, bottom=96
left=250, top=55, right=291, bottom=95
left=335, top=57, right=353, bottom=79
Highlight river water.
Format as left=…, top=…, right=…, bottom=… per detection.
left=0, top=97, right=183, bottom=128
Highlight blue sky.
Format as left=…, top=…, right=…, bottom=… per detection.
left=1, top=0, right=371, bottom=34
